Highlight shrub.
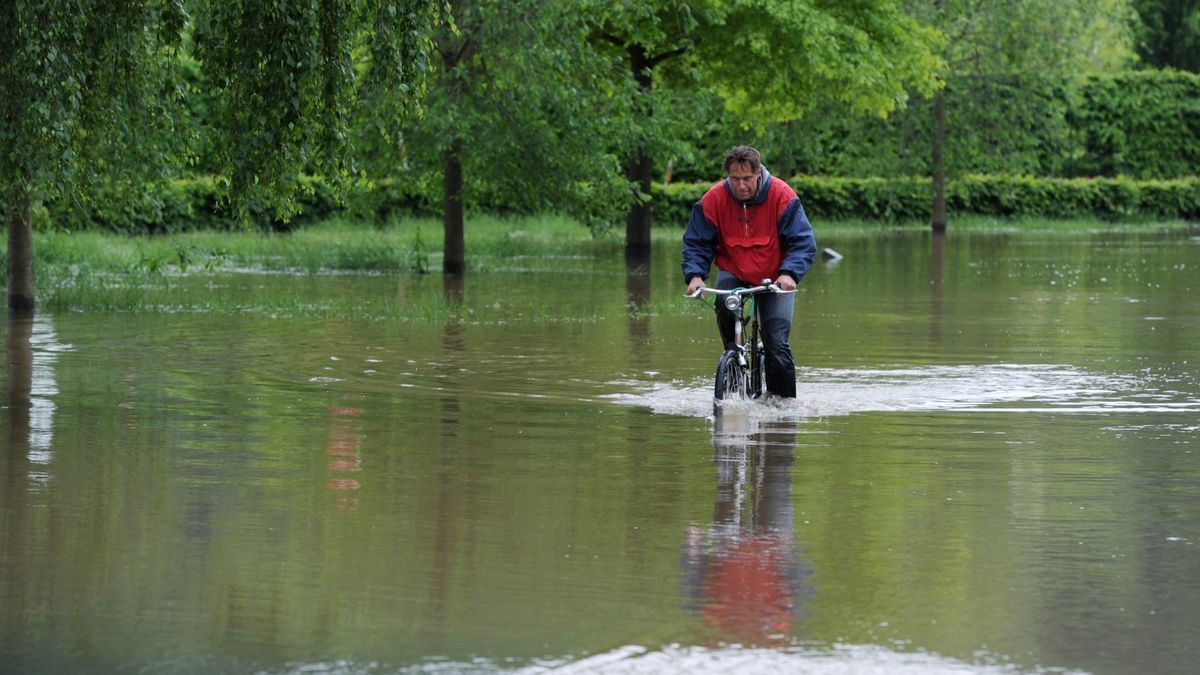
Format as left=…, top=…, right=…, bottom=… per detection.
left=652, top=174, right=1200, bottom=223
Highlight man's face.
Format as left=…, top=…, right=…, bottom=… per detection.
left=727, top=162, right=760, bottom=201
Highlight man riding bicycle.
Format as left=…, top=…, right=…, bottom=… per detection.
left=682, top=146, right=818, bottom=398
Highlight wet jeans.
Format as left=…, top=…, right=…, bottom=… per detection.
left=714, top=270, right=797, bottom=398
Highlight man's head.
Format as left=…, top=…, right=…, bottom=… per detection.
left=724, top=146, right=762, bottom=202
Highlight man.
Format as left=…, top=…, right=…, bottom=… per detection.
left=682, top=146, right=817, bottom=398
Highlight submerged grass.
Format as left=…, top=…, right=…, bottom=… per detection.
left=14, top=212, right=1195, bottom=319
left=31, top=213, right=620, bottom=275
left=24, top=214, right=629, bottom=319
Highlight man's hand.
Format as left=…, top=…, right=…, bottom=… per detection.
left=686, top=277, right=706, bottom=295
left=774, top=274, right=797, bottom=291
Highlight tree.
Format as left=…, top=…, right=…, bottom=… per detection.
left=189, top=0, right=441, bottom=218
left=589, top=0, right=944, bottom=253
left=1132, top=0, right=1200, bottom=72
left=393, top=0, right=630, bottom=275
left=905, top=0, right=1135, bottom=230
left=2, top=0, right=441, bottom=312
left=2, top=0, right=189, bottom=313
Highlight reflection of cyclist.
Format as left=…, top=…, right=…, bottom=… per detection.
left=681, top=421, right=810, bottom=645
left=326, top=401, right=362, bottom=509
left=681, top=146, right=817, bottom=398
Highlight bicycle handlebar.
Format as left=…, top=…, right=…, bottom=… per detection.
left=685, top=282, right=795, bottom=299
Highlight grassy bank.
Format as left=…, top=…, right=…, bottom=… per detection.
left=27, top=214, right=622, bottom=276
left=6, top=213, right=1195, bottom=318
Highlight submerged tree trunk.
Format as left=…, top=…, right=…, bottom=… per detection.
left=442, top=137, right=465, bottom=276
left=626, top=152, right=653, bottom=254
left=931, top=89, right=947, bottom=233
left=7, top=186, right=35, bottom=314
left=625, top=44, right=653, bottom=255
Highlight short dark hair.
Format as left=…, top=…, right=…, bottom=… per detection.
left=723, top=145, right=761, bottom=172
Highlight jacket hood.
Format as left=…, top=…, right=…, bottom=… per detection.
left=724, top=165, right=773, bottom=206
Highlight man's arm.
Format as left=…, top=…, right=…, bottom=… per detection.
left=776, top=198, right=817, bottom=286
left=682, top=202, right=718, bottom=288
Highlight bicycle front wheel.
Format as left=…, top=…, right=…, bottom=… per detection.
left=714, top=350, right=750, bottom=401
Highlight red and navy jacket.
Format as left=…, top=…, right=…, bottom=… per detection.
left=681, top=166, right=817, bottom=286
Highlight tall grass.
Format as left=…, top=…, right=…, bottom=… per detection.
left=18, top=214, right=626, bottom=318
left=11, top=212, right=1193, bottom=318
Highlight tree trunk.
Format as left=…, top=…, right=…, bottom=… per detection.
left=931, top=89, right=947, bottom=233
left=625, top=152, right=653, bottom=254
left=7, top=187, right=35, bottom=314
left=442, top=137, right=465, bottom=276
left=625, top=44, right=653, bottom=255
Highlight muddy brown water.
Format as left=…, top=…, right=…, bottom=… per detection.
left=3, top=227, right=1198, bottom=674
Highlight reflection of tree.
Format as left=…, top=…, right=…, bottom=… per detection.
left=3, top=314, right=34, bottom=594
left=429, top=315, right=466, bottom=623
left=5, top=315, right=34, bottom=471
left=4, top=314, right=64, bottom=604
left=625, top=249, right=652, bottom=373
left=442, top=272, right=465, bottom=306
left=930, top=230, right=945, bottom=348
left=682, top=417, right=811, bottom=646
left=4, top=314, right=62, bottom=486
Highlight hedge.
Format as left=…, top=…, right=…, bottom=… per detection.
left=653, top=175, right=1200, bottom=225
left=28, top=172, right=1200, bottom=233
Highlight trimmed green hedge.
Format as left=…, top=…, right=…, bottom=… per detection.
left=36, top=172, right=1200, bottom=233
left=653, top=175, right=1200, bottom=224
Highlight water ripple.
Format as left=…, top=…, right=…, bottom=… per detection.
left=606, top=364, right=1198, bottom=420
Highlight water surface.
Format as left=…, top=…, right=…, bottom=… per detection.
left=2, top=226, right=1198, bottom=674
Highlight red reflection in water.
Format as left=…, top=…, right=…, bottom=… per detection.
left=326, top=403, right=362, bottom=508
left=683, top=432, right=808, bottom=647
left=692, top=529, right=797, bottom=645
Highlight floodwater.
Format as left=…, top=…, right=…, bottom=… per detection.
left=2, top=226, right=1198, bottom=674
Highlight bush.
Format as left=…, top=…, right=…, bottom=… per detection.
left=36, top=171, right=1199, bottom=234
left=653, top=174, right=1200, bottom=223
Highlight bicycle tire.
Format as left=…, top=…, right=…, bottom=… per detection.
left=714, top=350, right=750, bottom=401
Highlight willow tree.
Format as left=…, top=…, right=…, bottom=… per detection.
left=1, top=1, right=186, bottom=312
left=588, top=0, right=944, bottom=254
left=2, top=0, right=441, bottom=313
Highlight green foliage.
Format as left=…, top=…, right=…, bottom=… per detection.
left=1133, top=0, right=1200, bottom=72
left=1, top=0, right=188, bottom=210
left=188, top=0, right=443, bottom=221
left=1070, top=70, right=1200, bottom=178
left=682, top=69, right=1200, bottom=182
left=907, top=0, right=1136, bottom=75
left=701, top=0, right=944, bottom=124
left=381, top=0, right=634, bottom=231
left=653, top=174, right=1200, bottom=223
left=36, top=167, right=1200, bottom=235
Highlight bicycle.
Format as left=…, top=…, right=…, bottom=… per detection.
left=686, top=280, right=795, bottom=409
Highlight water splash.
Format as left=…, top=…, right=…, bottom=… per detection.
left=606, top=364, right=1199, bottom=420
left=364, top=643, right=1084, bottom=674
left=521, top=643, right=1086, bottom=674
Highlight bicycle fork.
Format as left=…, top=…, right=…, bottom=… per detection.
left=733, top=319, right=748, bottom=367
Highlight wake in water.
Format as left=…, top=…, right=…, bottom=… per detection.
left=606, top=363, right=1199, bottom=420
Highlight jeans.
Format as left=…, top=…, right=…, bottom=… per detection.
left=714, top=270, right=797, bottom=398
